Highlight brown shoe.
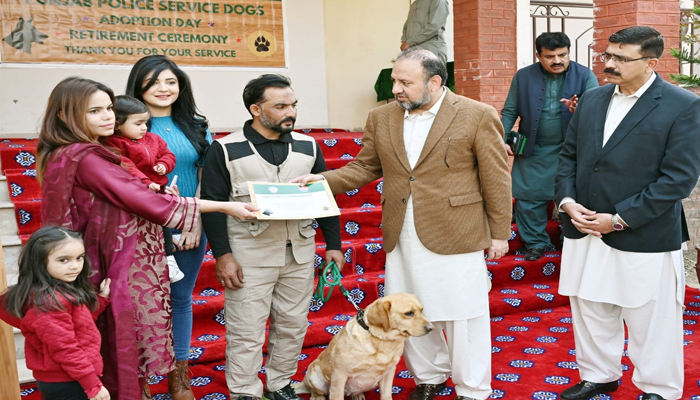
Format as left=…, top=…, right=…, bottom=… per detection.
left=408, top=383, right=446, bottom=400
left=168, top=360, right=196, bottom=400
left=139, top=377, right=153, bottom=400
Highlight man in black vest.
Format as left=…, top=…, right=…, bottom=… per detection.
left=501, top=32, right=598, bottom=261
left=201, top=75, right=345, bottom=400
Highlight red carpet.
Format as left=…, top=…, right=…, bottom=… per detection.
left=10, top=132, right=700, bottom=400
left=0, top=138, right=37, bottom=173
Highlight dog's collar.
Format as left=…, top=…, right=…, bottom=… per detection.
left=356, top=308, right=370, bottom=331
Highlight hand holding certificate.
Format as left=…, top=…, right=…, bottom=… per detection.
left=248, top=181, right=341, bottom=220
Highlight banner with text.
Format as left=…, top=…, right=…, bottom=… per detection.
left=0, top=0, right=285, bottom=67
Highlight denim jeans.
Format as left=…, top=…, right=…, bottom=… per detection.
left=171, top=229, right=208, bottom=361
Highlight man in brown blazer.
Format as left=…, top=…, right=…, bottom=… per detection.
left=293, top=49, right=512, bottom=400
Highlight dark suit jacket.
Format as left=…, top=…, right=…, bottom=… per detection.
left=322, top=90, right=513, bottom=254
left=555, top=74, right=700, bottom=252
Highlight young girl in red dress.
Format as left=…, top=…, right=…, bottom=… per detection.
left=0, top=226, right=111, bottom=400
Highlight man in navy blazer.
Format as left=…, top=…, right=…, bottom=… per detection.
left=555, top=26, right=700, bottom=400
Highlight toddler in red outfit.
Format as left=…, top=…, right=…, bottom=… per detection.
left=0, top=227, right=111, bottom=400
left=103, top=95, right=184, bottom=282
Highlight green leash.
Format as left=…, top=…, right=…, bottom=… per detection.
left=314, top=261, right=370, bottom=330
left=314, top=261, right=351, bottom=302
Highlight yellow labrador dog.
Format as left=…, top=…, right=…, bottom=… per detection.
left=294, top=293, right=433, bottom=400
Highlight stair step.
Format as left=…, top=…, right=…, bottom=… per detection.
left=0, top=175, right=9, bottom=203
left=17, top=358, right=33, bottom=384
left=0, top=201, right=18, bottom=237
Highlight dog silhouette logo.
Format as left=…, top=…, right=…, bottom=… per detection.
left=3, top=17, right=48, bottom=54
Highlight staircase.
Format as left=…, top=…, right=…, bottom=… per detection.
left=0, top=173, right=33, bottom=384
left=7, top=132, right=700, bottom=399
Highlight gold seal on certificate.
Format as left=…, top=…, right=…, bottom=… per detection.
left=247, top=181, right=341, bottom=220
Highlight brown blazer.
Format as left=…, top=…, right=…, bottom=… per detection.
left=323, top=89, right=512, bottom=255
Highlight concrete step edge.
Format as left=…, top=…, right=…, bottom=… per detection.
left=2, top=235, right=21, bottom=246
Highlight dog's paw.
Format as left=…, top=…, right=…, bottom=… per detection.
left=255, top=35, right=271, bottom=52
left=351, top=393, right=365, bottom=400
left=310, top=394, right=327, bottom=400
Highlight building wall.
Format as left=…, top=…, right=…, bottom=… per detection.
left=323, top=0, right=454, bottom=130
left=0, top=0, right=329, bottom=137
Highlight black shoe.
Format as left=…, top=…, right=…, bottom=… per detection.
left=560, top=380, right=619, bottom=400
left=524, top=248, right=545, bottom=261
left=408, top=383, right=446, bottom=400
left=641, top=394, right=665, bottom=400
left=237, top=397, right=258, bottom=400
left=263, top=384, right=301, bottom=400
left=455, top=397, right=478, bottom=400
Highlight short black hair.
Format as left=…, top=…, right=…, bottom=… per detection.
left=114, top=95, right=150, bottom=126
left=243, top=74, right=292, bottom=116
left=609, top=26, right=664, bottom=58
left=535, top=32, right=571, bottom=54
left=396, top=48, right=448, bottom=87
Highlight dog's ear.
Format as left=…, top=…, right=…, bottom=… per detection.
left=367, top=300, right=392, bottom=332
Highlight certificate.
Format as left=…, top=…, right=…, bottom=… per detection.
left=248, top=181, right=341, bottom=220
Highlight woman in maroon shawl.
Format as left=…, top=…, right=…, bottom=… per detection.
left=37, top=77, right=257, bottom=400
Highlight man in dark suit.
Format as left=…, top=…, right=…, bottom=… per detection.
left=555, top=26, right=700, bottom=400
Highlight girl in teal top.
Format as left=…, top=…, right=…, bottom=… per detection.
left=126, top=55, right=210, bottom=400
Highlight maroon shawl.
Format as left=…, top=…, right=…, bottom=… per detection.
left=41, top=143, right=199, bottom=400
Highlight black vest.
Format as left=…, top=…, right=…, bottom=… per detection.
left=516, top=61, right=592, bottom=157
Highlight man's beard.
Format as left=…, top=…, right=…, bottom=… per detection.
left=260, top=111, right=296, bottom=135
left=396, top=84, right=432, bottom=112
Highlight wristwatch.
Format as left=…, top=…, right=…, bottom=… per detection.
left=611, top=214, right=626, bottom=231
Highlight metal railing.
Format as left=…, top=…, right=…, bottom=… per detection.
left=680, top=4, right=698, bottom=76
left=530, top=1, right=594, bottom=68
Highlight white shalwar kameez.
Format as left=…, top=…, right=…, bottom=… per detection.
left=384, top=88, right=493, bottom=400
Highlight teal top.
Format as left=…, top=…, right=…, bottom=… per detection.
left=150, top=116, right=212, bottom=198
left=503, top=70, right=598, bottom=200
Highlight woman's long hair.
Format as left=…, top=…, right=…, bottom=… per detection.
left=125, top=55, right=210, bottom=157
left=2, top=226, right=97, bottom=318
left=36, top=77, right=115, bottom=182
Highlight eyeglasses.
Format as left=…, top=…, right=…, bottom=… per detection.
left=599, top=53, right=652, bottom=64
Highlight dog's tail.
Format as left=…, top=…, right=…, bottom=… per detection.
left=292, top=381, right=311, bottom=394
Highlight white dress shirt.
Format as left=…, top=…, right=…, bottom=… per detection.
left=403, top=87, right=447, bottom=168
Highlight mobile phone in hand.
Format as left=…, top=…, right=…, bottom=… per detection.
left=168, top=175, right=178, bottom=188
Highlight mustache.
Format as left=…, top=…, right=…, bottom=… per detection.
left=281, top=117, right=296, bottom=124
left=604, top=68, right=621, bottom=76
left=551, top=63, right=564, bottom=67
